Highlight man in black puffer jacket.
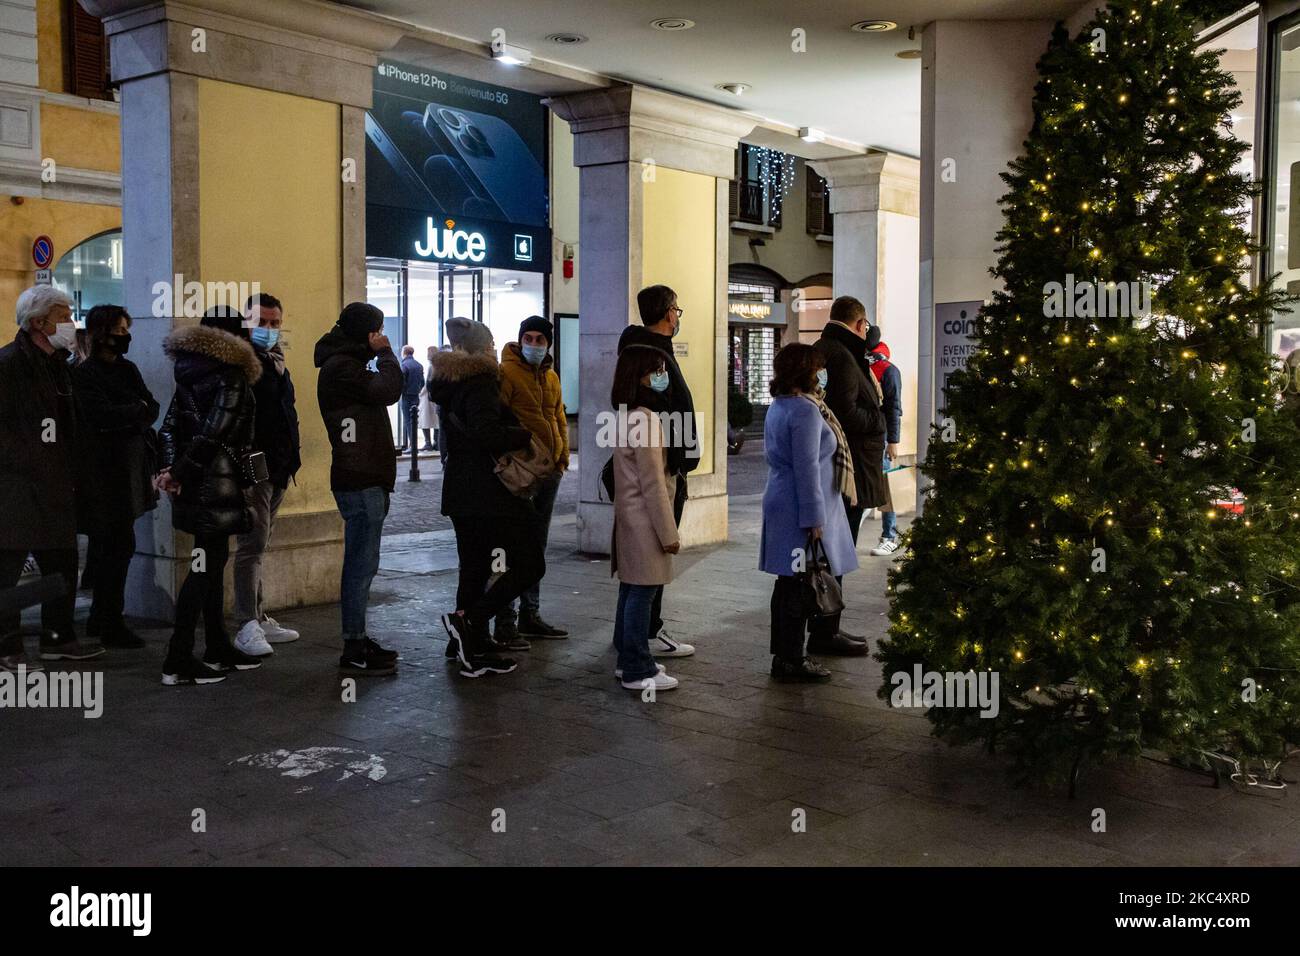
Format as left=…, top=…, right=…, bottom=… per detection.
left=158, top=307, right=266, bottom=685
left=315, top=302, right=403, bottom=676
left=428, top=316, right=538, bottom=679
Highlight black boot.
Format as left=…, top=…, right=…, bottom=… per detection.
left=518, top=611, right=568, bottom=639
left=771, top=656, right=832, bottom=683
left=492, top=616, right=531, bottom=651
left=806, top=632, right=869, bottom=656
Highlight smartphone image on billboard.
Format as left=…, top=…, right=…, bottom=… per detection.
left=423, top=104, right=548, bottom=226
left=365, top=111, right=443, bottom=213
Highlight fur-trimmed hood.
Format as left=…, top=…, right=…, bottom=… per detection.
left=164, top=324, right=262, bottom=384
left=425, top=348, right=498, bottom=406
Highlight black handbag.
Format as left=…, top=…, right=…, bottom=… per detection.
left=799, top=534, right=844, bottom=618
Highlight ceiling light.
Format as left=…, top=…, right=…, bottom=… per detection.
left=545, top=33, right=587, bottom=45
left=851, top=20, right=898, bottom=33
left=896, top=49, right=922, bottom=59
left=491, top=43, right=533, bottom=66
left=651, top=17, right=695, bottom=31
left=799, top=127, right=825, bottom=143
left=715, top=82, right=750, bottom=96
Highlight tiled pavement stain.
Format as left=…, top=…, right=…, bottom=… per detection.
left=3, top=443, right=1300, bottom=865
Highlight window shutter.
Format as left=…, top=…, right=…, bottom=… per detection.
left=806, top=170, right=827, bottom=235
left=68, top=2, right=111, bottom=100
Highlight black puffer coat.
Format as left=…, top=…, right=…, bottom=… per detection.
left=314, top=328, right=403, bottom=493
left=426, top=348, right=532, bottom=519
left=159, top=324, right=261, bottom=536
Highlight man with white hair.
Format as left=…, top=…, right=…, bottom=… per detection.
left=0, top=285, right=104, bottom=671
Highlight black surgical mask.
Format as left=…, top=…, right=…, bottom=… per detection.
left=109, top=333, right=132, bottom=355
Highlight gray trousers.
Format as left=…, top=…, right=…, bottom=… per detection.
left=233, top=480, right=286, bottom=624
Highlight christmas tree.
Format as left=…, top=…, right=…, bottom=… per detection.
left=878, top=0, right=1300, bottom=788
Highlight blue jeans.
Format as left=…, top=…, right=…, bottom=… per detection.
left=333, top=487, right=389, bottom=638
left=613, top=582, right=661, bottom=683
left=881, top=452, right=897, bottom=540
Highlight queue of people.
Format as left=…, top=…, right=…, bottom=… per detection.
left=0, top=281, right=900, bottom=691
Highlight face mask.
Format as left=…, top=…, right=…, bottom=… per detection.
left=816, top=369, right=828, bottom=390
left=648, top=370, right=670, bottom=393
left=521, top=343, right=547, bottom=366
left=109, top=333, right=132, bottom=355
left=46, top=322, right=78, bottom=352
left=250, top=327, right=280, bottom=350
left=670, top=316, right=682, bottom=338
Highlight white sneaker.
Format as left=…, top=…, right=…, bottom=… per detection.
left=261, top=616, right=300, bottom=644
left=621, top=670, right=679, bottom=691
left=614, top=663, right=665, bottom=679
left=234, top=620, right=274, bottom=657
left=870, top=537, right=902, bottom=556
left=649, top=630, right=695, bottom=658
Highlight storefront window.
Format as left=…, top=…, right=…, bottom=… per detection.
left=52, top=229, right=123, bottom=321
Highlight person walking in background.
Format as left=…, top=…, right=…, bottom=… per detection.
left=71, top=304, right=159, bottom=650
left=231, top=293, right=301, bottom=658
left=610, top=344, right=681, bottom=692
left=396, top=344, right=424, bottom=455
left=430, top=316, right=539, bottom=678
left=0, top=286, right=102, bottom=671
left=811, top=295, right=886, bottom=657
left=315, top=303, right=404, bottom=677
left=760, top=344, right=859, bottom=682
left=615, top=284, right=697, bottom=660
left=418, top=345, right=438, bottom=452
left=866, top=327, right=903, bottom=556
left=157, top=307, right=266, bottom=685
left=494, top=315, right=569, bottom=643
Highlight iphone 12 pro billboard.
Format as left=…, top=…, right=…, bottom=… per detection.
left=366, top=60, right=551, bottom=272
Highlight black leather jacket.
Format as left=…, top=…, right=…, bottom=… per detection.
left=160, top=324, right=261, bottom=536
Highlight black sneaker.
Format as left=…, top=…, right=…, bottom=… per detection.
left=771, top=656, right=832, bottom=683
left=203, top=643, right=264, bottom=671
left=162, top=655, right=228, bottom=686
left=339, top=640, right=397, bottom=676
left=492, top=618, right=531, bottom=651
left=518, top=612, right=568, bottom=639
left=363, top=636, right=399, bottom=664
left=459, top=653, right=518, bottom=679
left=442, top=612, right=471, bottom=663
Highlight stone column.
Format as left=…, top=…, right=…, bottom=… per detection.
left=80, top=0, right=401, bottom=618
left=917, top=19, right=1052, bottom=511
left=547, top=86, right=755, bottom=552
left=809, top=151, right=920, bottom=511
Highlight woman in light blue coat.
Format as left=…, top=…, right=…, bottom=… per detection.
left=761, top=343, right=859, bottom=682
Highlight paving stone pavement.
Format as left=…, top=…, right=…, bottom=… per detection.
left=3, top=443, right=1299, bottom=866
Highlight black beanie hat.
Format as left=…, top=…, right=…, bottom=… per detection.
left=201, top=305, right=247, bottom=339
left=519, top=315, right=553, bottom=345
left=338, top=302, right=384, bottom=342
left=865, top=325, right=882, bottom=350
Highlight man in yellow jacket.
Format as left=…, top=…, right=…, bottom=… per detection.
left=495, top=315, right=570, bottom=643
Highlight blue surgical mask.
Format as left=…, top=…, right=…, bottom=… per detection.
left=649, top=370, right=670, bottom=393
left=521, top=343, right=547, bottom=366
left=250, top=327, right=279, bottom=350
left=816, top=368, right=828, bottom=390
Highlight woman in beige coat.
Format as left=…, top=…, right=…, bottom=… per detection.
left=610, top=344, right=681, bottom=691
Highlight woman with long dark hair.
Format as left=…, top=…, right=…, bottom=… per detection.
left=609, top=343, right=681, bottom=692
left=71, top=305, right=159, bottom=648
